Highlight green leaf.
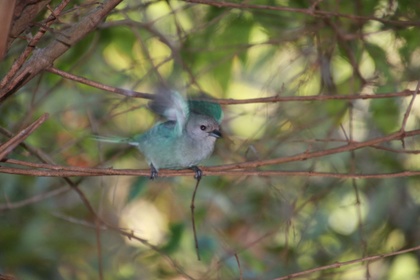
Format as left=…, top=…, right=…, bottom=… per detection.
left=160, top=223, right=184, bottom=254
left=127, top=176, right=149, bottom=202
left=364, top=42, right=391, bottom=79
left=370, top=90, right=400, bottom=133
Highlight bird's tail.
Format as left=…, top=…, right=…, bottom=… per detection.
left=92, top=135, right=138, bottom=146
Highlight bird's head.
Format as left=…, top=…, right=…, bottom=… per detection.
left=186, top=113, right=222, bottom=141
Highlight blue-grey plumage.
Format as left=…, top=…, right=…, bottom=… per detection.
left=131, top=112, right=221, bottom=175
left=96, top=90, right=223, bottom=179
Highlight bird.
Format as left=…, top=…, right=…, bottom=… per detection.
left=95, top=89, right=223, bottom=180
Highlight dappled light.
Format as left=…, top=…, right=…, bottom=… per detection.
left=1, top=0, right=420, bottom=279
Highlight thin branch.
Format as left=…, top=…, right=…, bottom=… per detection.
left=184, top=0, right=420, bottom=27
left=401, top=81, right=420, bottom=127
left=46, top=67, right=153, bottom=99
left=0, top=0, right=123, bottom=102
left=400, top=81, right=420, bottom=148
left=95, top=217, right=104, bottom=280
left=294, top=138, right=420, bottom=154
left=0, top=186, right=69, bottom=211
left=0, top=126, right=55, bottom=163
left=0, top=0, right=70, bottom=88
left=53, top=213, right=195, bottom=279
left=274, top=245, right=420, bottom=280
left=190, top=176, right=202, bottom=261
left=3, top=163, right=420, bottom=179
left=41, top=67, right=420, bottom=104
left=53, top=212, right=108, bottom=229
left=1, top=127, right=420, bottom=177
left=0, top=113, right=49, bottom=160
left=214, top=90, right=419, bottom=105
left=234, top=253, right=243, bottom=280
left=0, top=0, right=16, bottom=60
left=209, top=128, right=420, bottom=171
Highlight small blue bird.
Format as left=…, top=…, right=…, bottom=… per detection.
left=95, top=90, right=223, bottom=179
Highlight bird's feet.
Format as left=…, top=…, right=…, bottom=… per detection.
left=190, top=166, right=202, bottom=181
left=150, top=164, right=158, bottom=180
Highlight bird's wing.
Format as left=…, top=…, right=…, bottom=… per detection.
left=188, top=94, right=223, bottom=124
left=149, top=90, right=189, bottom=136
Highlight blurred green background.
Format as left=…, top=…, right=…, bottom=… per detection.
left=1, top=0, right=420, bottom=279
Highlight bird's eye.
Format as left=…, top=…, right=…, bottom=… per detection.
left=200, top=125, right=207, bottom=131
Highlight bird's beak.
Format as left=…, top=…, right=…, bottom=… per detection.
left=209, top=129, right=222, bottom=138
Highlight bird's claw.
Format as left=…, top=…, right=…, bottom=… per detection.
left=191, top=166, right=202, bottom=181
left=150, top=164, right=158, bottom=180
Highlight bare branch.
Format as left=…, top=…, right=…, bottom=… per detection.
left=400, top=81, right=420, bottom=132
left=0, top=0, right=123, bottom=102
left=0, top=0, right=16, bottom=60
left=0, top=186, right=69, bottom=211
left=184, top=0, right=420, bottom=27
left=2, top=125, right=420, bottom=179
left=46, top=67, right=153, bottom=99
left=210, top=128, right=420, bottom=171
left=0, top=113, right=49, bottom=160
left=0, top=0, right=71, bottom=89
left=274, top=245, right=420, bottom=280
left=40, top=68, right=420, bottom=104
left=3, top=165, right=420, bottom=179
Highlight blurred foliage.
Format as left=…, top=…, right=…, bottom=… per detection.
left=1, top=0, right=420, bottom=279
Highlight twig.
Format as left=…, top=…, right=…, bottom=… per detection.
left=0, top=0, right=123, bottom=102
left=46, top=67, right=153, bottom=99
left=95, top=217, right=103, bottom=280
left=43, top=67, right=420, bottom=104
left=183, top=0, right=420, bottom=27
left=2, top=128, right=420, bottom=178
left=53, top=213, right=195, bottom=279
left=4, top=164, right=420, bottom=179
left=234, top=253, right=243, bottom=280
left=53, top=212, right=108, bottom=229
left=0, top=0, right=70, bottom=88
left=400, top=80, right=420, bottom=148
left=0, top=186, right=69, bottom=211
left=274, top=245, right=420, bottom=279
left=209, top=128, right=420, bottom=171
left=191, top=176, right=202, bottom=260
left=0, top=0, right=16, bottom=60
left=0, top=113, right=49, bottom=160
